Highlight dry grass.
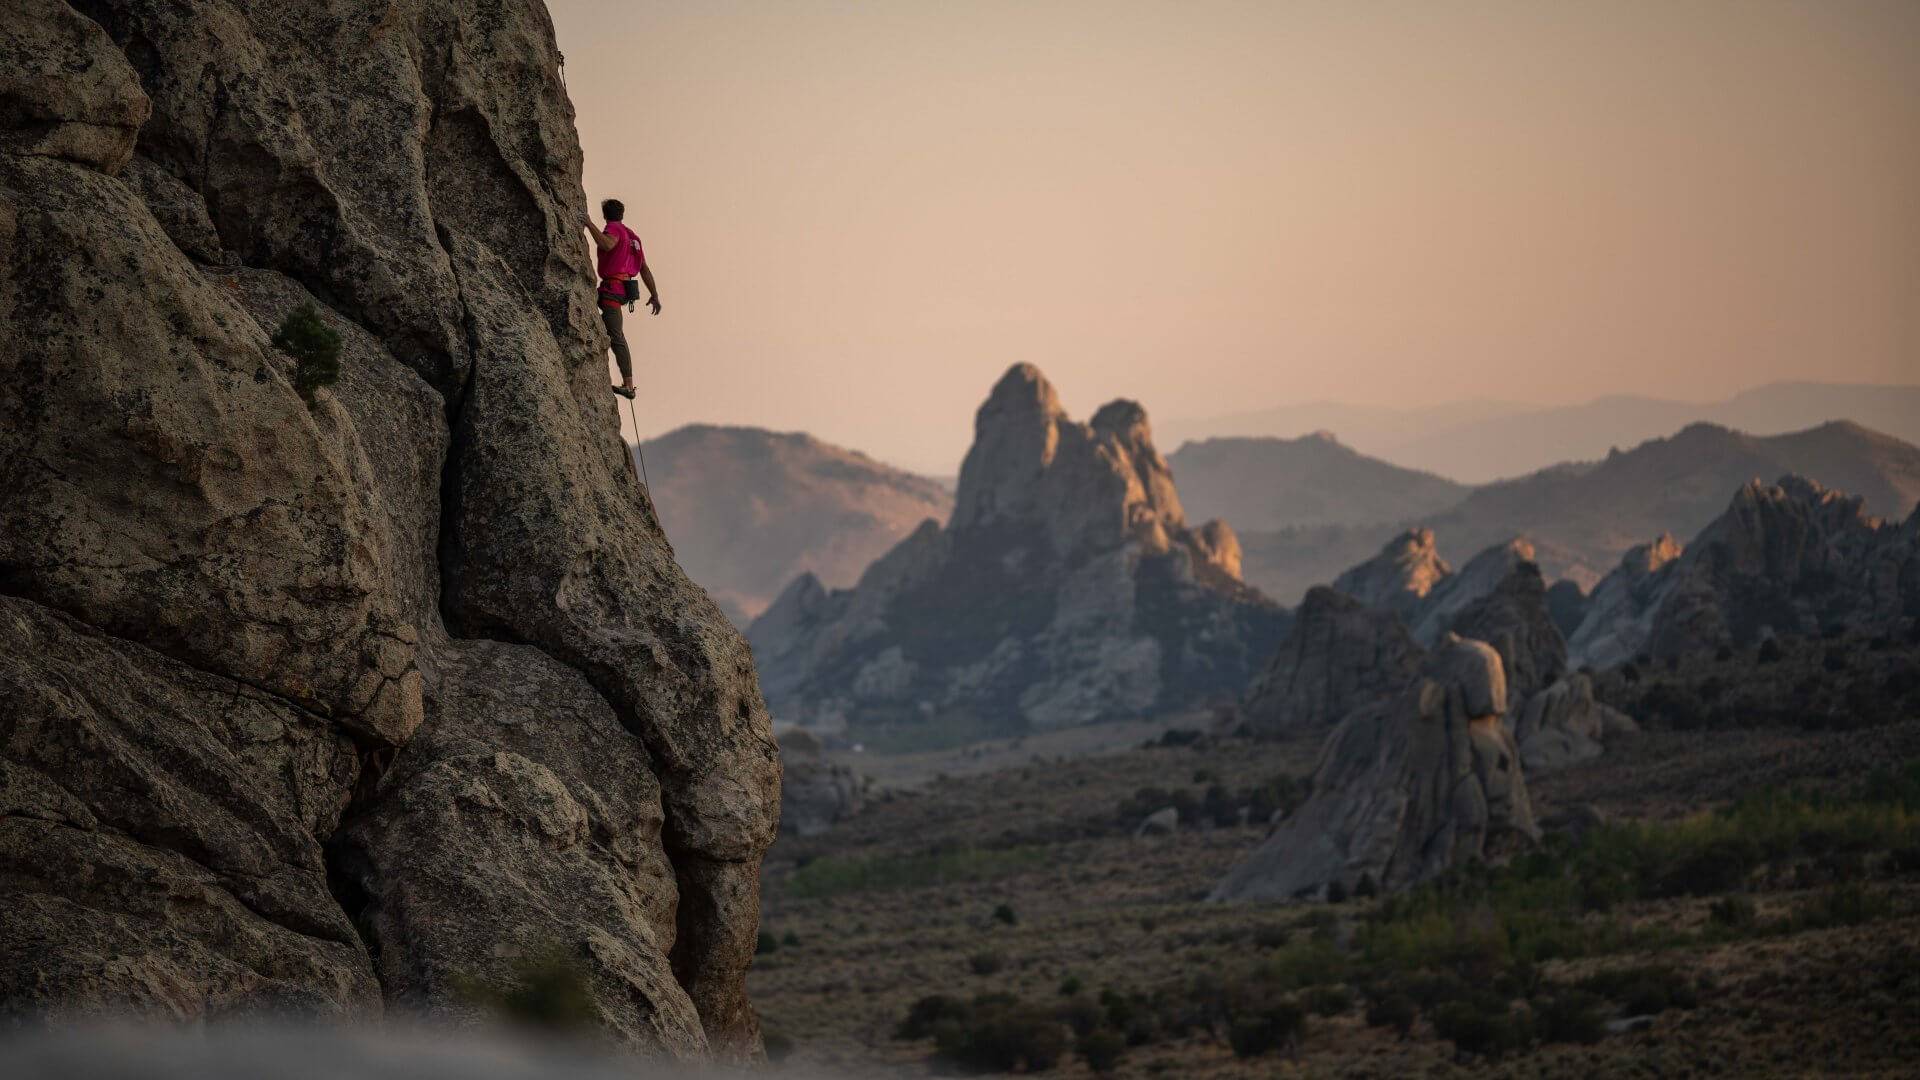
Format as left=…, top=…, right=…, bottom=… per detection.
left=752, top=720, right=1920, bottom=1077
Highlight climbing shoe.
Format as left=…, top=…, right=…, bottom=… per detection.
left=612, top=385, right=637, bottom=399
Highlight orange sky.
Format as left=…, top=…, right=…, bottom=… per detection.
left=551, top=1, right=1920, bottom=474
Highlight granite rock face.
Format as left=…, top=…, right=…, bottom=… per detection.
left=0, top=596, right=378, bottom=1022
left=1240, top=587, right=1424, bottom=737
left=1566, top=478, right=1920, bottom=667
left=1646, top=477, right=1919, bottom=659
left=1330, top=528, right=1452, bottom=622
left=750, top=365, right=1288, bottom=740
left=1509, top=673, right=1637, bottom=774
left=1409, top=538, right=1537, bottom=647
left=330, top=641, right=704, bottom=1052
left=1445, top=559, right=1568, bottom=704
left=2, top=0, right=776, bottom=1059
left=1212, top=635, right=1539, bottom=901
left=1563, top=534, right=1683, bottom=669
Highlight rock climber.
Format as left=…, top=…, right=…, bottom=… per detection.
left=584, top=198, right=659, bottom=399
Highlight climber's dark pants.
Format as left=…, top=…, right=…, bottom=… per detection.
left=600, top=301, right=633, bottom=381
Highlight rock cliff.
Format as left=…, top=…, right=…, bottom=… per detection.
left=1, top=0, right=775, bottom=1059
left=1212, top=635, right=1539, bottom=901
left=749, top=364, right=1288, bottom=742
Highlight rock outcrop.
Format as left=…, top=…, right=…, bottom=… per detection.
left=1328, top=532, right=1538, bottom=650
left=1211, top=636, right=1539, bottom=901
left=1330, top=528, right=1452, bottom=622
left=1283, top=537, right=1632, bottom=772
left=1646, top=477, right=1919, bottom=659
left=1418, top=419, right=1920, bottom=587
left=1565, top=477, right=1920, bottom=666
left=2, top=0, right=776, bottom=1059
left=1240, top=587, right=1424, bottom=737
left=1508, top=673, right=1636, bottom=773
left=0, top=596, right=379, bottom=1021
left=1565, top=534, right=1683, bottom=669
left=1445, top=560, right=1567, bottom=704
left=749, top=365, right=1288, bottom=740
left=1409, top=538, right=1537, bottom=647
left=775, top=728, right=865, bottom=838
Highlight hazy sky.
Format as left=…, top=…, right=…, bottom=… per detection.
left=552, top=1, right=1920, bottom=474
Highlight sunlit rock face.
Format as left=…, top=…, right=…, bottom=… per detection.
left=1330, top=528, right=1453, bottom=623
left=1, top=0, right=777, bottom=1060
left=750, top=364, right=1289, bottom=740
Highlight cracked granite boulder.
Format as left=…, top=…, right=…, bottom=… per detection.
left=1239, top=586, right=1423, bottom=737
left=1212, top=635, right=1540, bottom=901
left=2, top=0, right=776, bottom=1061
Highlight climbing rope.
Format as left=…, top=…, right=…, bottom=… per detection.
left=625, top=394, right=651, bottom=490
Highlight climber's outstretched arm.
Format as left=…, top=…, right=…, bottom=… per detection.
left=584, top=220, right=617, bottom=253
left=639, top=264, right=661, bottom=315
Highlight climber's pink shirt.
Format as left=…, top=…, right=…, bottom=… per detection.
left=596, top=220, right=644, bottom=280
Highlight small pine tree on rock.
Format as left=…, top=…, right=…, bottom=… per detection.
left=272, top=302, right=342, bottom=406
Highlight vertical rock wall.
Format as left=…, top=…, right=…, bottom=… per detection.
left=1, top=0, right=776, bottom=1060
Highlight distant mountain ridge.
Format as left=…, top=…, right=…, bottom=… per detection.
left=1419, top=420, right=1920, bottom=588
left=1225, top=418, right=1920, bottom=603
left=641, top=425, right=952, bottom=623
left=1163, top=381, right=1920, bottom=484
left=1168, top=433, right=1468, bottom=531
left=644, top=399, right=1920, bottom=628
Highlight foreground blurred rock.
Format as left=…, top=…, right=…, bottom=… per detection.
left=1, top=0, right=776, bottom=1060
left=0, top=1024, right=830, bottom=1080
left=750, top=364, right=1288, bottom=741
left=1212, top=636, right=1540, bottom=901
